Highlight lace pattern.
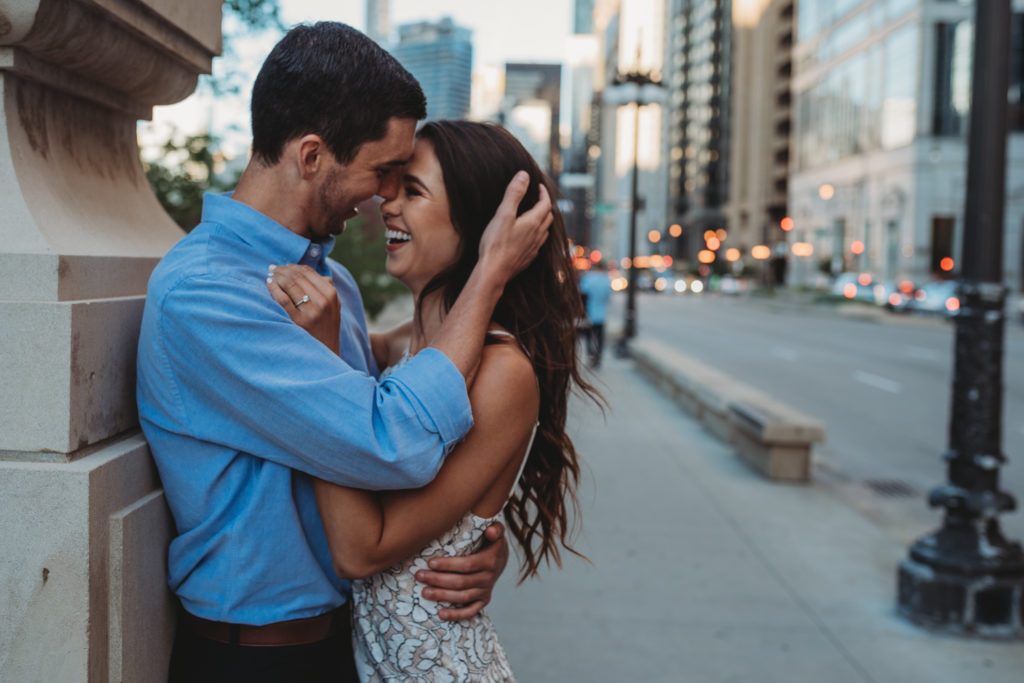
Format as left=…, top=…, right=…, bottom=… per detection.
left=351, top=511, right=515, bottom=682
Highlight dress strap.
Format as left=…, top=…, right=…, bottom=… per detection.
left=487, top=329, right=517, bottom=341
left=504, top=421, right=538, bottom=501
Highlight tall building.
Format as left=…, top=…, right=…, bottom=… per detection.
left=364, top=0, right=390, bottom=43
left=723, top=0, right=795, bottom=283
left=665, top=0, right=733, bottom=263
left=591, top=0, right=668, bottom=264
left=788, top=0, right=1024, bottom=291
left=391, top=18, right=473, bottom=121
left=563, top=37, right=599, bottom=245
left=503, top=63, right=563, bottom=178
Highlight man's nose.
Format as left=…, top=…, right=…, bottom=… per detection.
left=377, top=172, right=401, bottom=201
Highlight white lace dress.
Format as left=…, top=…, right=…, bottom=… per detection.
left=352, top=342, right=532, bottom=682
left=350, top=510, right=516, bottom=682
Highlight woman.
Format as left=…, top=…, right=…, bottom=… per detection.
left=270, top=121, right=600, bottom=681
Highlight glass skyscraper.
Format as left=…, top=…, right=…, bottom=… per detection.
left=391, top=18, right=473, bottom=121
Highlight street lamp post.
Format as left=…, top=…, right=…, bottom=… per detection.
left=613, top=68, right=661, bottom=358
left=897, top=0, right=1024, bottom=637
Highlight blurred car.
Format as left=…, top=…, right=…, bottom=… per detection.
left=831, top=272, right=876, bottom=302
left=908, top=280, right=960, bottom=317
left=670, top=275, right=704, bottom=294
left=872, top=279, right=916, bottom=312
left=717, top=275, right=745, bottom=295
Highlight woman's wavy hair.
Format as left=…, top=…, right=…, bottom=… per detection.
left=415, top=120, right=603, bottom=581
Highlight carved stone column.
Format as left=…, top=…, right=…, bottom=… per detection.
left=0, top=1, right=220, bottom=680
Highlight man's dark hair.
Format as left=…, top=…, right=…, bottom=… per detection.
left=250, top=22, right=426, bottom=165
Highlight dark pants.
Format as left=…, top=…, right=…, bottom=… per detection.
left=587, top=322, right=606, bottom=365
left=168, top=618, right=358, bottom=683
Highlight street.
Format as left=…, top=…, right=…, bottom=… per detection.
left=615, top=291, right=1024, bottom=543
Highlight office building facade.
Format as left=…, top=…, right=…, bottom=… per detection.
left=788, top=0, right=1024, bottom=291
left=665, top=0, right=734, bottom=263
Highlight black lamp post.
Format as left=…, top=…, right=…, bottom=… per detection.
left=613, top=68, right=661, bottom=358
left=897, top=0, right=1024, bottom=637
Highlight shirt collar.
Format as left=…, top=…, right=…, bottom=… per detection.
left=202, top=192, right=335, bottom=273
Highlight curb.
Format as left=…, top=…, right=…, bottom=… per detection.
left=630, top=337, right=825, bottom=482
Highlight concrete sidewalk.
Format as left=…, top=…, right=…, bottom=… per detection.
left=488, top=350, right=1024, bottom=682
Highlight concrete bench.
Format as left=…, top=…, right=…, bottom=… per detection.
left=630, top=338, right=826, bottom=482
left=728, top=401, right=825, bottom=482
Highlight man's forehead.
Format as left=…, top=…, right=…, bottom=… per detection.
left=360, top=118, right=416, bottom=165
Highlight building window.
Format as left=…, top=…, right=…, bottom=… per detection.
left=881, top=23, right=918, bottom=149
left=933, top=20, right=972, bottom=136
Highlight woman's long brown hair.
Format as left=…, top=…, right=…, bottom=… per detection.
left=415, top=121, right=603, bottom=581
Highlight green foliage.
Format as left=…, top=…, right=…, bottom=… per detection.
left=331, top=216, right=409, bottom=321
left=144, top=133, right=239, bottom=231
left=223, top=0, right=286, bottom=32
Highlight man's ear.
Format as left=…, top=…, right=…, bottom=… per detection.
left=295, top=134, right=329, bottom=180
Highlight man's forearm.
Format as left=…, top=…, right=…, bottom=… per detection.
left=428, top=257, right=506, bottom=386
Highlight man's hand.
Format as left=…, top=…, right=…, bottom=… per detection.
left=415, top=522, right=510, bottom=621
left=477, top=171, right=554, bottom=282
left=266, top=264, right=341, bottom=354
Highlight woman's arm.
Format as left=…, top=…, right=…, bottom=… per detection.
left=314, top=342, right=539, bottom=579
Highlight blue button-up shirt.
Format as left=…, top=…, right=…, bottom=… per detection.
left=137, top=193, right=473, bottom=625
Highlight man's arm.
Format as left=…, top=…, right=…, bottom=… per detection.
left=147, top=274, right=471, bottom=490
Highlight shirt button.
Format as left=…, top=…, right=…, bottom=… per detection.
left=309, top=244, right=321, bottom=258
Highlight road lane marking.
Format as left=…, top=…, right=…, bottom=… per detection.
left=772, top=347, right=799, bottom=361
left=854, top=370, right=902, bottom=394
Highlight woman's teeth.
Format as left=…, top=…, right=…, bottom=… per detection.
left=385, top=229, right=411, bottom=245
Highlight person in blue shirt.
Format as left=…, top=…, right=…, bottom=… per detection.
left=579, top=260, right=613, bottom=367
left=136, top=23, right=551, bottom=683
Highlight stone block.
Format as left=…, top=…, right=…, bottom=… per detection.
left=0, top=434, right=166, bottom=682
left=0, top=296, right=145, bottom=456
left=109, top=490, right=176, bottom=683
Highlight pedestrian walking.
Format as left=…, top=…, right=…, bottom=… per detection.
left=579, top=261, right=612, bottom=367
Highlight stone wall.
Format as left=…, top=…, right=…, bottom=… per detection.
left=0, top=1, right=221, bottom=680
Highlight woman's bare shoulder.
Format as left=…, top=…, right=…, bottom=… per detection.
left=470, top=334, right=539, bottom=420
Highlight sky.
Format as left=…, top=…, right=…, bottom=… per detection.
left=143, top=0, right=575, bottom=158
left=280, top=0, right=574, bottom=71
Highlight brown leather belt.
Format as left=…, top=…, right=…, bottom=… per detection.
left=183, top=602, right=349, bottom=647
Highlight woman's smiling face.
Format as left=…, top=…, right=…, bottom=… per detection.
left=379, top=139, right=461, bottom=297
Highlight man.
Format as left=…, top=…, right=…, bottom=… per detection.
left=580, top=260, right=612, bottom=367
left=136, top=23, right=551, bottom=682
